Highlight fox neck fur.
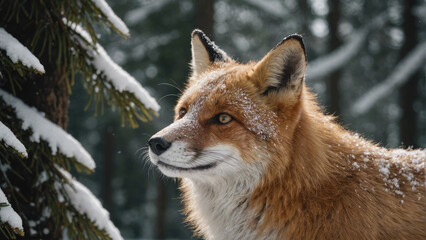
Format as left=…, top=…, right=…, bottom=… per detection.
left=181, top=91, right=425, bottom=239
left=180, top=89, right=425, bottom=240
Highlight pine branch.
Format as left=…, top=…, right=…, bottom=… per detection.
left=0, top=188, right=24, bottom=239
left=67, top=21, right=159, bottom=128
left=0, top=0, right=157, bottom=238
left=0, top=101, right=105, bottom=239
left=1, top=0, right=158, bottom=128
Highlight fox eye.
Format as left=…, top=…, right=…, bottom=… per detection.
left=217, top=113, right=233, bottom=124
left=178, top=107, right=187, bottom=118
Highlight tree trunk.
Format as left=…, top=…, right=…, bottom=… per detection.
left=326, top=0, right=342, bottom=118
left=398, top=0, right=419, bottom=148
left=102, top=127, right=115, bottom=213
left=194, top=0, right=215, bottom=38
left=299, top=0, right=311, bottom=40
left=2, top=22, right=70, bottom=239
left=2, top=22, right=71, bottom=130
left=17, top=69, right=69, bottom=240
left=154, top=179, right=167, bottom=239
left=18, top=71, right=70, bottom=129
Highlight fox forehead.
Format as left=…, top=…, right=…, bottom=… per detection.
left=175, top=63, right=278, bottom=140
left=178, top=64, right=250, bottom=107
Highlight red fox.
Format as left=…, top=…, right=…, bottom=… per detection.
left=148, top=29, right=425, bottom=240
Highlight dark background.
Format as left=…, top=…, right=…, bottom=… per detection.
left=67, top=0, right=425, bottom=238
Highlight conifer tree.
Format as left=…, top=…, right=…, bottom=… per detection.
left=0, top=0, right=159, bottom=239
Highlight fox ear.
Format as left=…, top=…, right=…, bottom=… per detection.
left=191, top=29, right=229, bottom=76
left=253, top=34, right=307, bottom=103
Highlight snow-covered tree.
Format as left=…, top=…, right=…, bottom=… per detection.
left=0, top=0, right=158, bottom=239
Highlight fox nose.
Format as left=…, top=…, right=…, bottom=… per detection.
left=148, top=137, right=172, bottom=155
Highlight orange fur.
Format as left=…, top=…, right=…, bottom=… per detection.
left=246, top=90, right=425, bottom=239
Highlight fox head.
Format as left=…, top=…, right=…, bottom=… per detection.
left=149, top=29, right=307, bottom=182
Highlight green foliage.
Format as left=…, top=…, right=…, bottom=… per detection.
left=0, top=100, right=98, bottom=239
left=0, top=50, right=43, bottom=95
left=0, top=220, right=24, bottom=240
left=0, top=200, right=24, bottom=239
left=0, top=0, right=155, bottom=127
left=79, top=60, right=156, bottom=128
left=0, top=0, right=156, bottom=239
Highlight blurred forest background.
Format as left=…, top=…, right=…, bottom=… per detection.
left=68, top=0, right=425, bottom=239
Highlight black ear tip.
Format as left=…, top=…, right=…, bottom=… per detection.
left=274, top=34, right=306, bottom=52
left=286, top=34, right=304, bottom=43
left=190, top=29, right=228, bottom=63
left=286, top=34, right=303, bottom=40
left=191, top=29, right=214, bottom=46
left=192, top=29, right=205, bottom=39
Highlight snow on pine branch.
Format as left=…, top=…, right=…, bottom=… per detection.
left=0, top=187, right=23, bottom=234
left=91, top=45, right=160, bottom=112
left=68, top=21, right=160, bottom=113
left=0, top=89, right=95, bottom=170
left=0, top=28, right=45, bottom=73
left=125, top=0, right=170, bottom=25
left=246, top=0, right=288, bottom=17
left=351, top=41, right=426, bottom=116
left=57, top=167, right=123, bottom=240
left=0, top=121, right=27, bottom=157
left=306, top=29, right=367, bottom=80
left=306, top=14, right=387, bottom=80
left=91, top=0, right=129, bottom=36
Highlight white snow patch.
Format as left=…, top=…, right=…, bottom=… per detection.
left=0, top=187, right=23, bottom=231
left=352, top=162, right=360, bottom=170
left=394, top=190, right=404, bottom=196
left=0, top=89, right=95, bottom=170
left=91, top=0, right=129, bottom=36
left=379, top=162, right=390, bottom=176
left=0, top=121, right=27, bottom=157
left=376, top=149, right=425, bottom=196
left=0, top=28, right=45, bottom=73
left=57, top=167, right=123, bottom=240
left=391, top=178, right=399, bottom=188
left=42, top=207, right=51, bottom=219
left=36, top=171, right=49, bottom=186
left=351, top=41, right=426, bottom=115
left=91, top=45, right=160, bottom=112
left=67, top=22, right=160, bottom=113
